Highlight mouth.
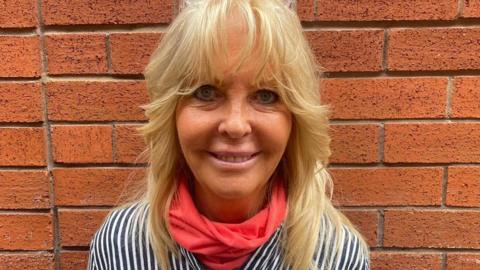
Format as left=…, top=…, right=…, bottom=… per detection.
left=208, top=151, right=260, bottom=164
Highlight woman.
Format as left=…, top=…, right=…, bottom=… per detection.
left=87, top=0, right=370, bottom=269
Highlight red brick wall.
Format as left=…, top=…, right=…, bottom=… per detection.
left=299, top=0, right=480, bottom=269
left=1, top=1, right=478, bottom=269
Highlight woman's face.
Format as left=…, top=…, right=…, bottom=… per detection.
left=175, top=14, right=292, bottom=220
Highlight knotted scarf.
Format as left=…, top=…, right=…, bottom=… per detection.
left=169, top=173, right=287, bottom=270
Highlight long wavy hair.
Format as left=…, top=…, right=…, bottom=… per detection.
left=111, top=0, right=370, bottom=269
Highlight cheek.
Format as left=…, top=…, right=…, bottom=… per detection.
left=257, top=112, right=292, bottom=151
left=278, top=114, right=293, bottom=144
left=175, top=107, right=213, bottom=155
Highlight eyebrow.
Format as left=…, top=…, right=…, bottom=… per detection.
left=214, top=82, right=277, bottom=92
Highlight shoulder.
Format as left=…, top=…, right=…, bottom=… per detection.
left=94, top=201, right=149, bottom=244
left=314, top=218, right=370, bottom=270
left=87, top=202, right=151, bottom=270
left=336, top=224, right=370, bottom=270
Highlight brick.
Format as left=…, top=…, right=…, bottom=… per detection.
left=447, top=167, right=480, bottom=207
left=384, top=210, right=480, bottom=248
left=54, top=168, right=145, bottom=206
left=447, top=253, right=480, bottom=270
left=316, top=0, right=457, bottom=21
left=305, top=30, right=384, bottom=72
left=371, top=252, right=442, bottom=270
left=384, top=123, right=480, bottom=163
left=47, top=81, right=148, bottom=121
left=0, top=83, right=43, bottom=122
left=115, top=124, right=146, bottom=163
left=60, top=251, right=88, bottom=270
left=452, top=77, right=480, bottom=118
left=0, top=128, right=46, bottom=166
left=296, top=0, right=315, bottom=21
left=0, top=214, right=53, bottom=250
left=45, top=34, right=107, bottom=75
left=51, top=125, right=113, bottom=164
left=0, top=254, right=54, bottom=270
left=58, top=209, right=109, bottom=247
left=331, top=168, right=442, bottom=206
left=0, top=0, right=37, bottom=28
left=42, top=0, right=174, bottom=26
left=111, top=33, right=162, bottom=74
left=341, top=210, right=378, bottom=247
left=0, top=36, right=40, bottom=77
left=463, top=0, right=480, bottom=18
left=0, top=171, right=50, bottom=209
left=329, top=124, right=380, bottom=164
left=388, top=28, right=480, bottom=71
left=320, top=78, right=447, bottom=119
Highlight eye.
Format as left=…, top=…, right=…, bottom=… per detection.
left=193, top=85, right=217, bottom=101
left=254, top=89, right=279, bottom=104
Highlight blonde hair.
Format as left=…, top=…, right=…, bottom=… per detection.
left=112, top=0, right=370, bottom=269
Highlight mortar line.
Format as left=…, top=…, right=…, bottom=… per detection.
left=5, top=18, right=480, bottom=35
left=441, top=167, right=449, bottom=208
left=459, top=0, right=466, bottom=19
left=36, top=0, right=60, bottom=269
left=43, top=24, right=168, bottom=34
left=0, top=250, right=54, bottom=254
left=378, top=209, right=384, bottom=247
left=446, top=77, right=454, bottom=118
left=324, top=70, right=480, bottom=78
left=382, top=28, right=389, bottom=73
left=378, top=123, right=385, bottom=164
left=329, top=164, right=480, bottom=168
left=338, top=206, right=480, bottom=211
left=112, top=123, right=117, bottom=163
left=0, top=164, right=147, bottom=170
left=369, top=247, right=480, bottom=252
left=0, top=209, right=51, bottom=214
left=328, top=163, right=480, bottom=168
left=6, top=71, right=480, bottom=81
left=174, top=0, right=181, bottom=15
left=330, top=119, right=480, bottom=124
left=0, top=78, right=43, bottom=82
left=0, top=29, right=37, bottom=35
left=441, top=253, right=447, bottom=270
left=43, top=75, right=144, bottom=81
left=49, top=121, right=147, bottom=125
left=302, top=19, right=480, bottom=29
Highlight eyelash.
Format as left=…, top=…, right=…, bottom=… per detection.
left=192, top=85, right=279, bottom=105
left=255, top=89, right=279, bottom=104
left=193, top=85, right=217, bottom=101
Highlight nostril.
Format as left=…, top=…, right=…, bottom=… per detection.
left=218, top=119, right=252, bottom=138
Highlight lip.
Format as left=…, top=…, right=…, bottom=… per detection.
left=207, top=151, right=260, bottom=170
left=210, top=151, right=258, bottom=157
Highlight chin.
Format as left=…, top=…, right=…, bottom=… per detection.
left=204, top=176, right=265, bottom=201
left=213, top=190, right=248, bottom=201
left=211, top=182, right=256, bottom=200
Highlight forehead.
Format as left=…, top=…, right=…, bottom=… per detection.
left=224, top=9, right=248, bottom=55
left=213, top=10, right=275, bottom=87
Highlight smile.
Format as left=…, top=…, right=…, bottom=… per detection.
left=215, top=154, right=255, bottom=163
left=208, top=151, right=260, bottom=168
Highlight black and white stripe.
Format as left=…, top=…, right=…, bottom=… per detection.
left=87, top=202, right=369, bottom=270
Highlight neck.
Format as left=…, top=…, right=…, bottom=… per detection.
left=192, top=184, right=269, bottom=223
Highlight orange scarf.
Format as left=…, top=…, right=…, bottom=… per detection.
left=169, top=173, right=287, bottom=270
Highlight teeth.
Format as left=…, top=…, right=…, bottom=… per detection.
left=216, top=155, right=252, bottom=163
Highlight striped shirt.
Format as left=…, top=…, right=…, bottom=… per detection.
left=87, top=202, right=370, bottom=270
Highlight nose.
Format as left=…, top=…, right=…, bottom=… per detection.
left=218, top=101, right=252, bottom=139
